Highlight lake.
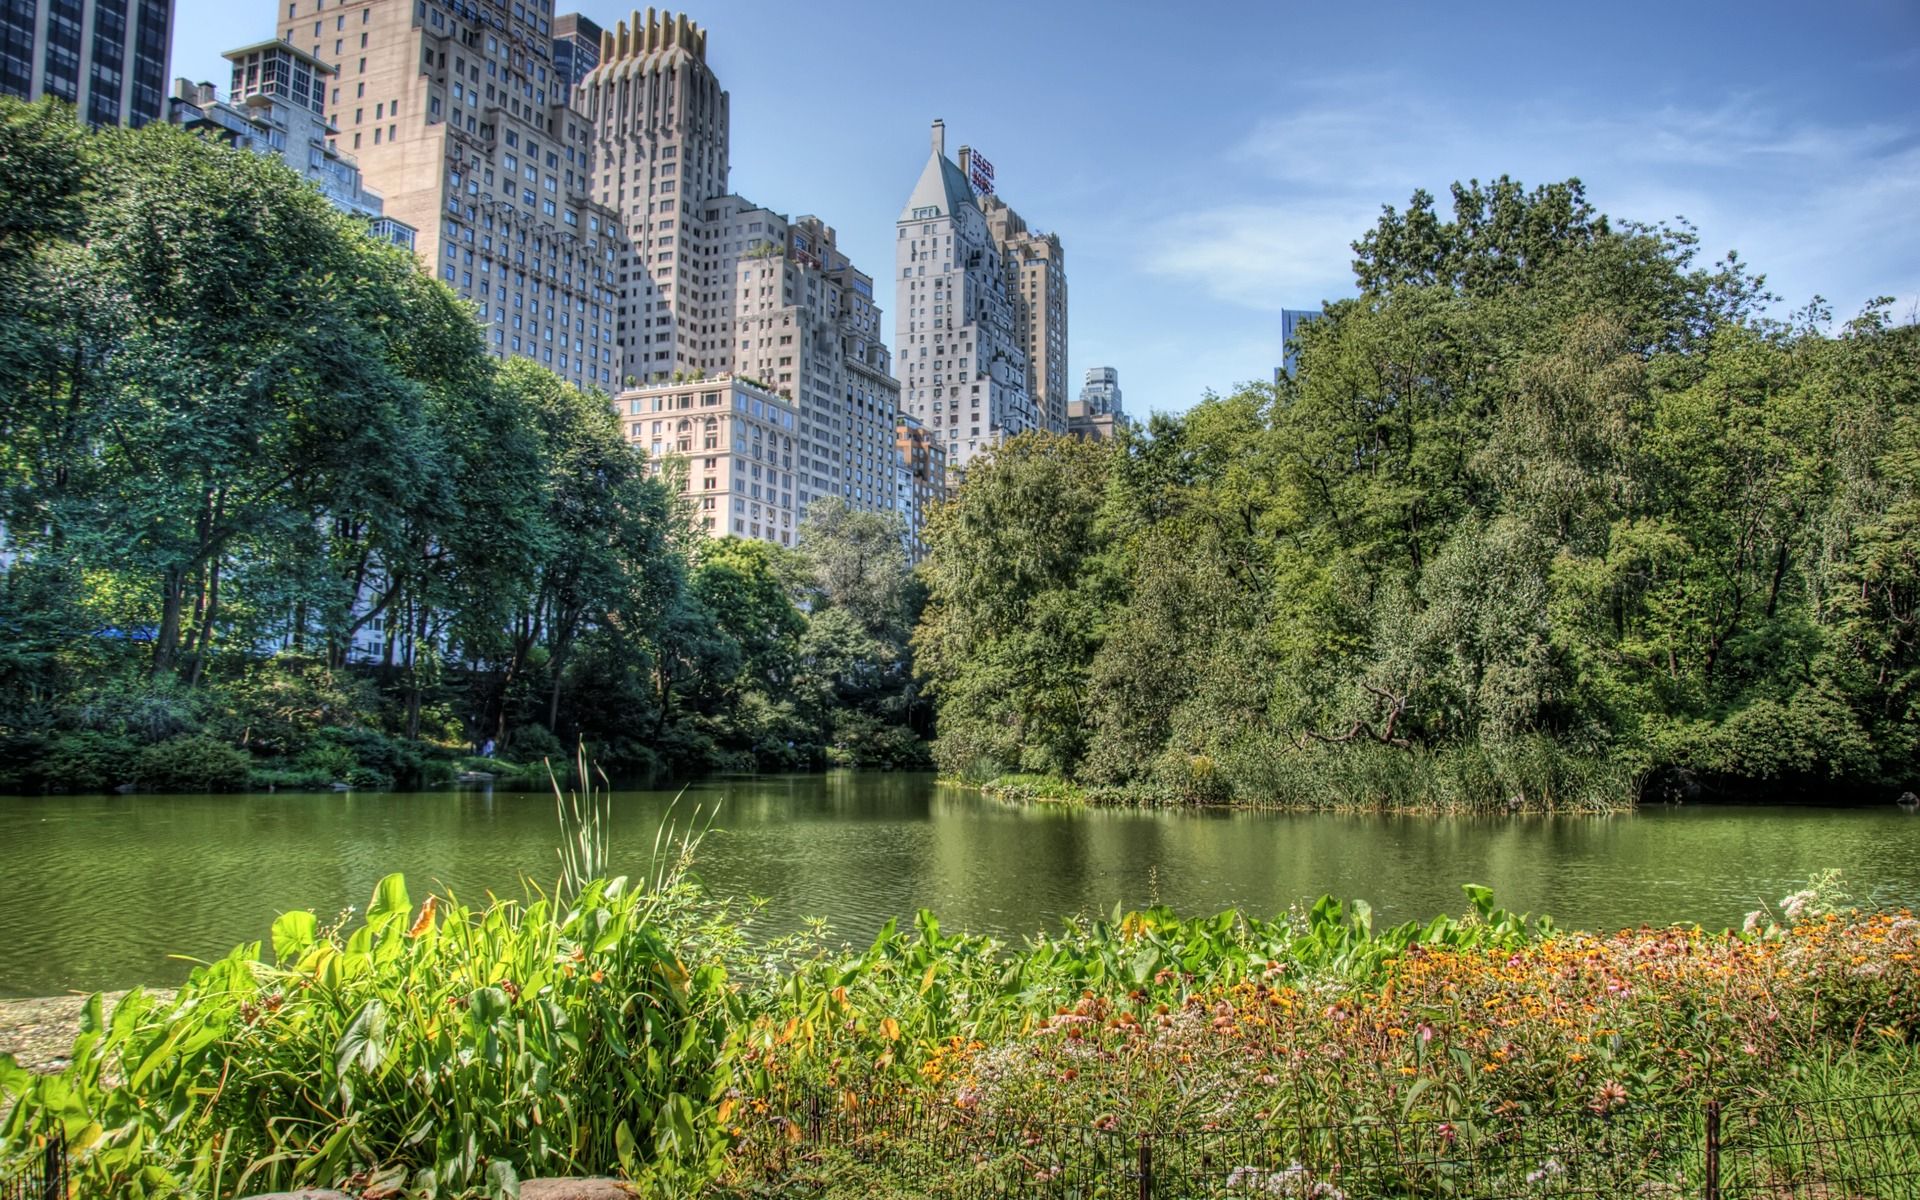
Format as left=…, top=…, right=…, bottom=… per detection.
left=3, top=772, right=1917, bottom=997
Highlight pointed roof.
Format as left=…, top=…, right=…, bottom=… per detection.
left=899, top=120, right=975, bottom=223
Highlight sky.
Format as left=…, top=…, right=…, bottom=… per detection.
left=170, top=0, right=1920, bottom=419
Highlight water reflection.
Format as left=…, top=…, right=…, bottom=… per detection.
left=3, top=774, right=1916, bottom=996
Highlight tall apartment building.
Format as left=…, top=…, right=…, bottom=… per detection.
left=272, top=0, right=633, bottom=393
left=895, top=120, right=1037, bottom=476
left=549, top=11, right=597, bottom=103
left=974, top=184, right=1067, bottom=434
left=1077, top=365, right=1121, bottom=417
left=170, top=40, right=417, bottom=249
left=577, top=11, right=902, bottom=525
left=571, top=9, right=727, bottom=380
left=893, top=414, right=946, bottom=563
left=615, top=375, right=797, bottom=545
left=1068, top=366, right=1125, bottom=442
left=2, top=0, right=174, bottom=126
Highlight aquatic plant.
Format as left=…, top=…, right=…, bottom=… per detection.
left=0, top=868, right=743, bottom=1198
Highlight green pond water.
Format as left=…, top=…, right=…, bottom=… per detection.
left=3, top=772, right=1918, bottom=997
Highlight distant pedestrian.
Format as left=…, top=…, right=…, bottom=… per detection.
left=481, top=738, right=496, bottom=759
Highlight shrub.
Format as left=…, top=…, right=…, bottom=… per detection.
left=36, top=730, right=138, bottom=793
left=218, top=658, right=381, bottom=757
left=291, top=742, right=355, bottom=781
left=503, top=722, right=565, bottom=763
left=134, top=735, right=250, bottom=792
left=58, top=677, right=200, bottom=744
left=343, top=766, right=389, bottom=789
left=830, top=711, right=932, bottom=770
left=415, top=757, right=457, bottom=786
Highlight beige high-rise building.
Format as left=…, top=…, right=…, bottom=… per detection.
left=273, top=0, right=632, bottom=393
left=892, top=414, right=946, bottom=564
left=616, top=375, right=797, bottom=546
left=578, top=10, right=902, bottom=528
left=895, top=120, right=1038, bottom=476
left=571, top=9, right=727, bottom=382
left=976, top=186, right=1068, bottom=434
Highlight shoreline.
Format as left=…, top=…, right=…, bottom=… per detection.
left=0, top=991, right=176, bottom=1075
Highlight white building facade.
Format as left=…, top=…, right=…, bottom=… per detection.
left=895, top=120, right=1038, bottom=477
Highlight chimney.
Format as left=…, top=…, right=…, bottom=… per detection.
left=931, top=118, right=944, bottom=157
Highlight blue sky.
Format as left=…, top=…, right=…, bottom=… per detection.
left=171, top=0, right=1920, bottom=418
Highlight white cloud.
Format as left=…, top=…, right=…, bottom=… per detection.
left=1140, top=203, right=1362, bottom=312
left=1137, top=79, right=1920, bottom=326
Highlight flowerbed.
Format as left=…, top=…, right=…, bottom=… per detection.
left=724, top=895, right=1920, bottom=1194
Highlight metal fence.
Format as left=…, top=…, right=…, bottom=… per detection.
left=0, top=1132, right=62, bottom=1200
left=731, top=1089, right=1920, bottom=1198
left=1718, top=1093, right=1920, bottom=1200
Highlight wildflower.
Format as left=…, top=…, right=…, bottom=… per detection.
left=1591, top=1080, right=1628, bottom=1113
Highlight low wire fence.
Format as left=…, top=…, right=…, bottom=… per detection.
left=730, top=1088, right=1920, bottom=1198
left=0, top=1132, right=62, bottom=1200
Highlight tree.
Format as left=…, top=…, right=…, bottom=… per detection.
left=915, top=434, right=1114, bottom=778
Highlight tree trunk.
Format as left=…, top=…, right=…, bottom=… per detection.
left=404, top=600, right=428, bottom=741
left=185, top=556, right=222, bottom=687
left=151, top=564, right=186, bottom=677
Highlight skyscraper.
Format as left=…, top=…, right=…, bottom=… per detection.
left=582, top=10, right=902, bottom=530
left=271, top=0, right=633, bottom=394
left=975, top=181, right=1067, bottom=434
left=1068, top=366, right=1124, bottom=442
left=1278, top=307, right=1321, bottom=379
left=170, top=40, right=415, bottom=249
left=1, top=0, right=175, bottom=127
left=895, top=120, right=1038, bottom=476
left=549, top=12, right=599, bottom=104
left=1076, top=366, right=1121, bottom=418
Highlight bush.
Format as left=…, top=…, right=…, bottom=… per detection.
left=311, top=725, right=423, bottom=788
left=830, top=711, right=932, bottom=770
left=58, top=678, right=200, bottom=745
left=343, top=766, right=389, bottom=789
left=502, top=722, right=565, bottom=763
left=981, top=773, right=1087, bottom=804
left=37, top=730, right=138, bottom=793
left=416, top=757, right=457, bottom=787
left=292, top=742, right=355, bottom=781
left=134, top=735, right=250, bottom=792
left=218, top=658, right=381, bottom=757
